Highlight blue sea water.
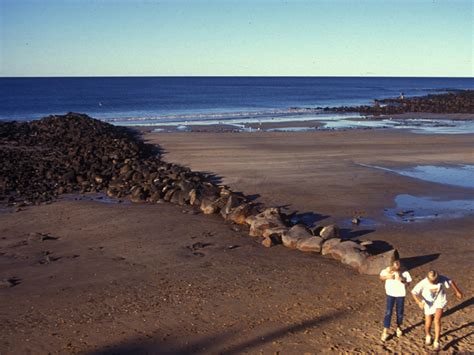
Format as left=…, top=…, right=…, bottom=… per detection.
left=0, top=77, right=472, bottom=125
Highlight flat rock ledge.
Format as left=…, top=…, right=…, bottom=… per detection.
left=0, top=113, right=398, bottom=275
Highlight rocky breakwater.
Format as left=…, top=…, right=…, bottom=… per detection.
left=0, top=113, right=397, bottom=275
left=325, top=89, right=474, bottom=115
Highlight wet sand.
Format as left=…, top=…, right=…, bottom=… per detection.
left=1, top=129, right=473, bottom=353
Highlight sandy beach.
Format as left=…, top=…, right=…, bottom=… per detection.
left=1, top=128, right=473, bottom=354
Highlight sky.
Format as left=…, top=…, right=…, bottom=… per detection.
left=0, top=0, right=472, bottom=77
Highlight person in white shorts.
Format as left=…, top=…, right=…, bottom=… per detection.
left=379, top=260, right=412, bottom=341
left=411, top=270, right=463, bottom=351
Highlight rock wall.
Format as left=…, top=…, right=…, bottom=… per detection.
left=0, top=113, right=397, bottom=275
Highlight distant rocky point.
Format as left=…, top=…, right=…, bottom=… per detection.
left=326, top=89, right=474, bottom=115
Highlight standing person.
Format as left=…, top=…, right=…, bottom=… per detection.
left=380, top=260, right=412, bottom=341
left=411, top=270, right=463, bottom=351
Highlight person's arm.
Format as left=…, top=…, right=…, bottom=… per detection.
left=451, top=280, right=463, bottom=300
left=400, top=271, right=412, bottom=285
left=379, top=268, right=393, bottom=281
left=411, top=281, right=425, bottom=310
left=411, top=292, right=424, bottom=310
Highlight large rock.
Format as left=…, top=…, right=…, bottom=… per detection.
left=321, top=238, right=342, bottom=255
left=319, top=224, right=340, bottom=240
left=282, top=224, right=313, bottom=249
left=296, top=236, right=324, bottom=253
left=322, top=240, right=369, bottom=269
left=262, top=234, right=283, bottom=248
left=220, top=193, right=246, bottom=219
left=249, top=208, right=286, bottom=237
left=227, top=203, right=253, bottom=225
left=262, top=226, right=288, bottom=239
left=358, top=249, right=399, bottom=275
left=200, top=197, right=222, bottom=214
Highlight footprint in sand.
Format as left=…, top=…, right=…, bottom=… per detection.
left=187, top=242, right=213, bottom=256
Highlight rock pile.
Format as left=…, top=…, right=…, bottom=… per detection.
left=0, top=113, right=397, bottom=275
left=325, top=90, right=474, bottom=115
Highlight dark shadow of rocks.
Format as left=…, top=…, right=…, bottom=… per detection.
left=340, top=228, right=375, bottom=239
left=198, top=171, right=223, bottom=185
left=400, top=253, right=440, bottom=271
left=285, top=211, right=330, bottom=227
left=364, top=240, right=395, bottom=255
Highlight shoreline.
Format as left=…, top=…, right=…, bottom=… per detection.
left=132, top=112, right=474, bottom=134
left=1, top=111, right=474, bottom=353
left=2, top=124, right=473, bottom=353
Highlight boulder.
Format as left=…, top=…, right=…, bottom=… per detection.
left=322, top=240, right=369, bottom=269
left=163, top=187, right=178, bottom=202
left=245, top=214, right=257, bottom=226
left=220, top=194, right=246, bottom=218
left=249, top=208, right=286, bottom=237
left=200, top=198, right=219, bottom=214
left=227, top=203, right=253, bottom=225
left=188, top=188, right=201, bottom=206
left=358, top=249, right=399, bottom=275
left=262, top=226, right=288, bottom=239
left=296, top=236, right=324, bottom=253
left=319, top=224, right=340, bottom=240
left=321, top=238, right=342, bottom=256
left=310, top=225, right=323, bottom=236
left=261, top=234, right=283, bottom=248
left=282, top=224, right=313, bottom=249
left=249, top=218, right=272, bottom=237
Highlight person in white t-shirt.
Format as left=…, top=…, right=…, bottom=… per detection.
left=411, top=270, right=463, bottom=351
left=379, top=260, right=412, bottom=341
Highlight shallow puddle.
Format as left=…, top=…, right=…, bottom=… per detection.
left=61, top=193, right=130, bottom=205
left=267, top=127, right=316, bottom=132
left=340, top=217, right=380, bottom=228
left=385, top=194, right=474, bottom=222
left=360, top=164, right=474, bottom=189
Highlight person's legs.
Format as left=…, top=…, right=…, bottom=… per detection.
left=425, top=314, right=433, bottom=345
left=382, top=295, right=395, bottom=340
left=425, top=314, right=433, bottom=335
left=396, top=297, right=405, bottom=327
left=395, top=297, right=405, bottom=336
left=384, top=295, right=395, bottom=329
left=433, top=308, right=443, bottom=349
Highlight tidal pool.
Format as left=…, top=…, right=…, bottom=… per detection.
left=360, top=164, right=474, bottom=189
left=385, top=194, right=474, bottom=222
left=62, top=193, right=130, bottom=205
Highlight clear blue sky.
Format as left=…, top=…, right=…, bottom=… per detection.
left=0, top=0, right=472, bottom=77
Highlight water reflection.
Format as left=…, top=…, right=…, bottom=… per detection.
left=360, top=164, right=474, bottom=189
left=386, top=194, right=474, bottom=222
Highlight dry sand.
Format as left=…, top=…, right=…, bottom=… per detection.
left=1, top=129, right=473, bottom=354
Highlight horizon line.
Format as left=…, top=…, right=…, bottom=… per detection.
left=1, top=75, right=473, bottom=79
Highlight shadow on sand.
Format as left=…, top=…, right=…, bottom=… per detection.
left=88, top=310, right=347, bottom=355
left=400, top=253, right=440, bottom=271
left=404, top=296, right=473, bottom=351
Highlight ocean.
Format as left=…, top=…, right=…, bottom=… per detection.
left=0, top=77, right=473, bottom=125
